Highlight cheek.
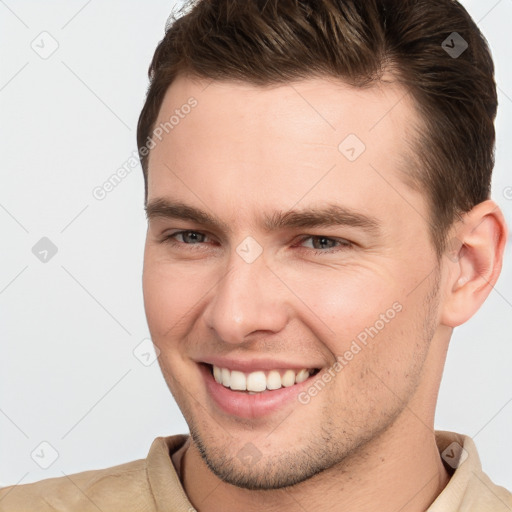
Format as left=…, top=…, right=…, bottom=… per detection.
left=290, top=264, right=430, bottom=388
left=142, top=257, right=209, bottom=340
left=283, top=265, right=404, bottom=346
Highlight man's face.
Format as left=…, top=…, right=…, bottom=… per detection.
left=142, top=75, right=446, bottom=489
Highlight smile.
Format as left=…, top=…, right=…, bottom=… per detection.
left=211, top=365, right=319, bottom=393
left=198, top=360, right=324, bottom=419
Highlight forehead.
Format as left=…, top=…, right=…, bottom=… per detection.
left=147, top=74, right=428, bottom=237
left=151, top=74, right=416, bottom=153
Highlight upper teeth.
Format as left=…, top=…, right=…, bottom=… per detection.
left=212, top=365, right=313, bottom=392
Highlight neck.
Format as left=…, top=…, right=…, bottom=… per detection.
left=177, top=414, right=450, bottom=512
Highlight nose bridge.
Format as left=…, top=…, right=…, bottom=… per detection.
left=203, top=246, right=289, bottom=344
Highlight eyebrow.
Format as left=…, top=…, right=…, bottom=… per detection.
left=145, top=198, right=381, bottom=236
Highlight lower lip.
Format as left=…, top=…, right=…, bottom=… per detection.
left=200, top=364, right=319, bottom=419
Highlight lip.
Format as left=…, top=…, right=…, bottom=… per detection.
left=199, top=363, right=321, bottom=419
left=199, top=356, right=321, bottom=373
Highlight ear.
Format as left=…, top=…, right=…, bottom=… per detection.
left=440, top=200, right=508, bottom=327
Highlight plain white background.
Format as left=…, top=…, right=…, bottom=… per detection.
left=1, top=0, right=511, bottom=491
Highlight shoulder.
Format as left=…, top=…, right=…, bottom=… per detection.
left=469, top=472, right=512, bottom=511
left=430, top=430, right=512, bottom=511
left=0, top=458, right=151, bottom=511
left=0, top=434, right=189, bottom=511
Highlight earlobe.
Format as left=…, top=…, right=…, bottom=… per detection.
left=440, top=200, right=508, bottom=328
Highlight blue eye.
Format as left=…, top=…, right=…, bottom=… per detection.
left=166, top=231, right=208, bottom=244
left=161, top=231, right=212, bottom=251
left=161, top=231, right=352, bottom=254
left=295, top=235, right=352, bottom=254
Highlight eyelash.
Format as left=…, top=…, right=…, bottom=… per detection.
left=160, top=231, right=352, bottom=255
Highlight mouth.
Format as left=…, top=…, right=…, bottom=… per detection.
left=209, top=364, right=321, bottom=393
left=198, top=362, right=323, bottom=419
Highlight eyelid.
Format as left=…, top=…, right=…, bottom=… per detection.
left=293, top=234, right=353, bottom=253
left=162, top=230, right=215, bottom=245
left=295, top=234, right=351, bottom=246
left=162, top=230, right=354, bottom=254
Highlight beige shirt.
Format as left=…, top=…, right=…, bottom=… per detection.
left=0, top=430, right=510, bottom=511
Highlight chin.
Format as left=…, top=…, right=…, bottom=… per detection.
left=189, top=422, right=346, bottom=491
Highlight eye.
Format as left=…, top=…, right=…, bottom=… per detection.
left=160, top=231, right=353, bottom=255
left=167, top=231, right=207, bottom=244
left=161, top=230, right=213, bottom=249
left=295, top=235, right=352, bottom=254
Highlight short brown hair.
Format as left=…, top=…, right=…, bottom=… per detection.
left=137, top=0, right=497, bottom=257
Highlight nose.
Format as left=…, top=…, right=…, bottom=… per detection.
left=202, top=249, right=290, bottom=345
